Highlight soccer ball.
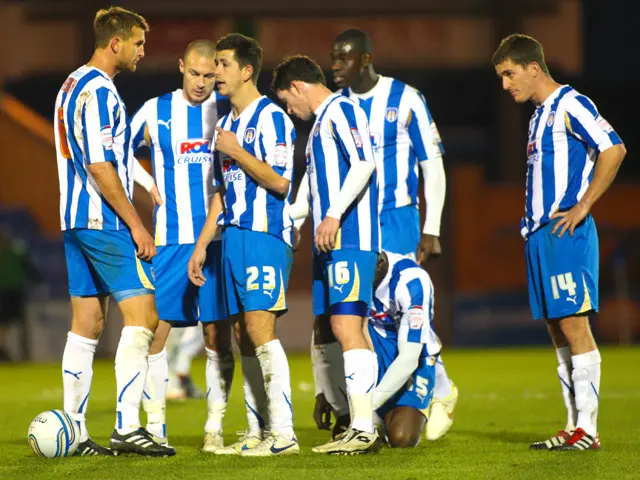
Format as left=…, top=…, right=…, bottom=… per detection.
left=28, top=410, right=80, bottom=458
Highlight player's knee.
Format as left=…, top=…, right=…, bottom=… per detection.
left=119, top=293, right=159, bottom=332
left=244, top=311, right=276, bottom=347
left=203, top=321, right=232, bottom=352
left=387, top=427, right=421, bottom=449
left=313, top=314, right=336, bottom=344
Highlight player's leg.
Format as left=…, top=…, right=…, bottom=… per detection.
left=311, top=314, right=350, bottom=438
left=214, top=229, right=267, bottom=455
left=312, top=250, right=381, bottom=455
left=173, top=326, right=205, bottom=398
left=214, top=316, right=269, bottom=455
left=532, top=215, right=601, bottom=451
left=425, top=353, right=459, bottom=441
left=201, top=320, right=234, bottom=452
left=71, top=228, right=173, bottom=456
left=61, top=229, right=112, bottom=456
left=229, top=228, right=297, bottom=457
left=201, top=240, right=234, bottom=453
left=142, top=320, right=171, bottom=444
left=385, top=407, right=427, bottom=448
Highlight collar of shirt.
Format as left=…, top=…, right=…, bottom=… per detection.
left=314, top=92, right=340, bottom=117
left=229, top=95, right=265, bottom=122
left=347, top=74, right=387, bottom=100
left=539, top=84, right=571, bottom=110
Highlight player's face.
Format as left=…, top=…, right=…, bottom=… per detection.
left=330, top=41, right=362, bottom=89
left=495, top=59, right=536, bottom=104
left=214, top=50, right=247, bottom=97
left=276, top=87, right=313, bottom=121
left=180, top=52, right=216, bottom=105
left=116, top=26, right=145, bottom=72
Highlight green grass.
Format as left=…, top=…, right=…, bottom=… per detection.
left=2, top=347, right=639, bottom=479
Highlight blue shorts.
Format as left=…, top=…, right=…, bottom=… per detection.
left=312, top=249, right=377, bottom=316
left=369, top=324, right=435, bottom=418
left=380, top=206, right=420, bottom=259
left=222, top=226, right=293, bottom=316
left=63, top=229, right=154, bottom=301
left=526, top=214, right=599, bottom=321
left=153, top=242, right=226, bottom=325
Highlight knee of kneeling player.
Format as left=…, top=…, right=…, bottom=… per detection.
left=387, top=426, right=421, bottom=448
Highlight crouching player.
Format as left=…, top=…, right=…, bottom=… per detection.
left=368, top=251, right=443, bottom=447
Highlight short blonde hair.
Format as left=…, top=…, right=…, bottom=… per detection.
left=94, top=7, right=149, bottom=49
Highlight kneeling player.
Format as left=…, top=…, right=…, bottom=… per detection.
left=368, top=251, right=443, bottom=447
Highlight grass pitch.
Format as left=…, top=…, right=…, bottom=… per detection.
left=1, top=347, right=639, bottom=480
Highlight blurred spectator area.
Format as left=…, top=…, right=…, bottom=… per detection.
left=1, top=0, right=639, bottom=348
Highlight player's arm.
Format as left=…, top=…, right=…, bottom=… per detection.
left=83, top=88, right=154, bottom=260
left=316, top=103, right=376, bottom=252
left=129, top=105, right=163, bottom=205
left=372, top=337, right=424, bottom=410
left=552, top=98, right=627, bottom=237
left=290, top=171, right=310, bottom=226
left=189, top=150, right=225, bottom=286
left=213, top=113, right=292, bottom=196
left=406, top=89, right=446, bottom=264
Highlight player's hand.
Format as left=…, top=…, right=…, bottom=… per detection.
left=188, top=244, right=208, bottom=286
left=131, top=225, right=156, bottom=261
left=214, top=127, right=241, bottom=158
left=149, top=185, right=164, bottom=206
left=416, top=234, right=441, bottom=266
left=313, top=393, right=332, bottom=431
left=293, top=227, right=302, bottom=253
left=551, top=202, right=590, bottom=238
left=315, top=216, right=340, bottom=253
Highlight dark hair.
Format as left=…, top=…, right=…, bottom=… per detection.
left=334, top=29, right=373, bottom=54
left=492, top=34, right=550, bottom=76
left=94, top=7, right=149, bottom=49
left=271, top=55, right=326, bottom=91
left=215, top=33, right=263, bottom=83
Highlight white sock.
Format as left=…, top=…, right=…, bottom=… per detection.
left=143, top=349, right=168, bottom=439
left=174, top=326, right=204, bottom=376
left=241, top=355, right=269, bottom=436
left=114, top=326, right=153, bottom=434
left=433, top=354, right=454, bottom=400
left=343, top=349, right=376, bottom=434
left=62, top=332, right=98, bottom=443
left=204, top=346, right=235, bottom=434
left=311, top=342, right=349, bottom=418
left=256, top=340, right=294, bottom=437
left=572, top=349, right=601, bottom=437
left=556, top=347, right=577, bottom=431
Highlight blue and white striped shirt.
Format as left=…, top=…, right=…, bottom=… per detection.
left=213, top=96, right=295, bottom=246
left=130, top=89, right=230, bottom=245
left=54, top=66, right=133, bottom=231
left=306, top=93, right=380, bottom=253
left=522, top=85, right=623, bottom=238
left=369, top=252, right=441, bottom=355
left=341, top=76, right=444, bottom=212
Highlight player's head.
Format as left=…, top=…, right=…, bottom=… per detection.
left=93, top=7, right=149, bottom=72
left=492, top=34, right=551, bottom=104
left=214, top=33, right=263, bottom=97
left=180, top=39, right=217, bottom=105
left=272, top=55, right=326, bottom=121
left=330, top=29, right=373, bottom=89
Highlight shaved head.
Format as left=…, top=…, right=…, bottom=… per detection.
left=334, top=29, right=373, bottom=54
left=183, top=39, right=216, bottom=60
